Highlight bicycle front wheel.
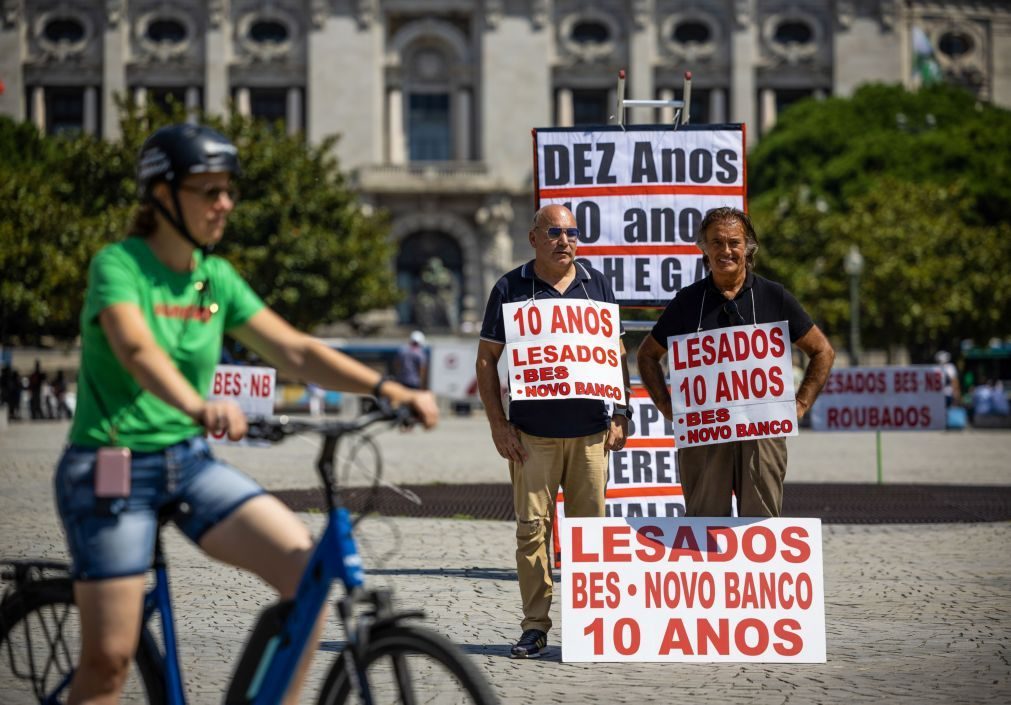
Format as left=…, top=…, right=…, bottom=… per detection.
left=318, top=624, right=498, bottom=705
left=0, top=576, right=165, bottom=705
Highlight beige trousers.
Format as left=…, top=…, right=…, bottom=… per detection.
left=510, top=429, right=609, bottom=633
left=677, top=438, right=788, bottom=517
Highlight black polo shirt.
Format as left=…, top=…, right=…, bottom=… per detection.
left=481, top=260, right=623, bottom=438
left=650, top=272, right=814, bottom=345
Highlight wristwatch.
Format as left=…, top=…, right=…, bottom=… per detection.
left=613, top=404, right=633, bottom=420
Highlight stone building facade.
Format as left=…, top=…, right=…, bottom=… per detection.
left=1, top=0, right=1008, bottom=331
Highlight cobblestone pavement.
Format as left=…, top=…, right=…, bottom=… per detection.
left=2, top=420, right=1010, bottom=704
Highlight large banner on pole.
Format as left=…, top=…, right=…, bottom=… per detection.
left=561, top=517, right=826, bottom=663
left=810, top=366, right=946, bottom=431
left=532, top=125, right=746, bottom=306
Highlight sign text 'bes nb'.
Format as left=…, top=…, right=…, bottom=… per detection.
left=668, top=323, right=797, bottom=447
left=206, top=365, right=276, bottom=444
left=504, top=300, right=624, bottom=403
left=561, top=518, right=826, bottom=663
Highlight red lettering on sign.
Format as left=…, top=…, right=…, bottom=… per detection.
left=571, top=571, right=621, bottom=608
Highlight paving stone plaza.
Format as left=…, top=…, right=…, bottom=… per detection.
left=2, top=418, right=1009, bottom=703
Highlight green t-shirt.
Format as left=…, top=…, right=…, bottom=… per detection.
left=69, top=237, right=265, bottom=451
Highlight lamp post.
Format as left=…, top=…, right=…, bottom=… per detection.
left=843, top=244, right=864, bottom=366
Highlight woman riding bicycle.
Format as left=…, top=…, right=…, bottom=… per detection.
left=54, top=123, right=438, bottom=704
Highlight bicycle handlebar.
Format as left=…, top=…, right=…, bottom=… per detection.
left=245, top=402, right=417, bottom=444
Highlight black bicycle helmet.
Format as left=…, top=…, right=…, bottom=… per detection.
left=137, top=123, right=240, bottom=251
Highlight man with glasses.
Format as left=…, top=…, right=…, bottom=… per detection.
left=476, top=204, right=631, bottom=658
left=637, top=207, right=835, bottom=517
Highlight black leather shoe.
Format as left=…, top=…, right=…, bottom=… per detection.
left=511, top=629, right=548, bottom=658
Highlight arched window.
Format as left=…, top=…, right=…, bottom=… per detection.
left=43, top=18, right=85, bottom=43
left=673, top=21, right=710, bottom=45
left=396, top=232, right=463, bottom=329
left=938, top=32, right=973, bottom=58
left=773, top=20, right=813, bottom=46
left=146, top=18, right=187, bottom=44
left=571, top=20, right=609, bottom=45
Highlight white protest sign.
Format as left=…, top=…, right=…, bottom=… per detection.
left=667, top=323, right=797, bottom=447
left=533, top=125, right=746, bottom=305
left=561, top=518, right=825, bottom=663
left=810, top=365, right=945, bottom=431
left=503, top=299, right=623, bottom=402
left=207, top=365, right=276, bottom=444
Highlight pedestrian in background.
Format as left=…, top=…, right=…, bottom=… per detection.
left=393, top=330, right=429, bottom=390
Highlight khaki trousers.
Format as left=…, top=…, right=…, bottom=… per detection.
left=510, top=429, right=608, bottom=633
left=677, top=438, right=788, bottom=517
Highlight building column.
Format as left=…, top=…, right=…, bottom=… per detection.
left=730, top=0, right=757, bottom=138
left=760, top=88, right=776, bottom=134
left=710, top=88, right=727, bottom=123
left=205, top=18, right=230, bottom=116
left=102, top=17, right=126, bottom=139
left=556, top=87, right=573, bottom=127
left=83, top=86, right=98, bottom=135
left=31, top=86, right=46, bottom=132
left=388, top=87, right=405, bottom=164
left=454, top=87, right=470, bottom=161
left=627, top=4, right=654, bottom=125
left=658, top=88, right=675, bottom=124
left=134, top=86, right=147, bottom=108
left=236, top=87, right=251, bottom=117
left=185, top=86, right=200, bottom=121
left=286, top=86, right=302, bottom=135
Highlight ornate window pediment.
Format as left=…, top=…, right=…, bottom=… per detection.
left=762, top=12, right=820, bottom=64
left=559, top=9, right=620, bottom=63
left=236, top=8, right=297, bottom=63
left=135, top=10, right=194, bottom=62
left=35, top=10, right=93, bottom=61
left=661, top=12, right=721, bottom=63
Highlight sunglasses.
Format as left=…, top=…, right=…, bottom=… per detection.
left=544, top=226, right=580, bottom=240
left=723, top=299, right=746, bottom=325
left=179, top=183, right=239, bottom=204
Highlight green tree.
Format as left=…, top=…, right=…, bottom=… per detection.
left=753, top=179, right=1011, bottom=357
left=748, top=83, right=1011, bottom=356
left=0, top=102, right=397, bottom=344
left=749, top=83, right=1011, bottom=227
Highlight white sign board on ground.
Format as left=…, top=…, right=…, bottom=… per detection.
left=561, top=518, right=826, bottom=663
left=667, top=323, right=798, bottom=447
left=207, top=365, right=276, bottom=444
left=810, top=366, right=946, bottom=431
left=532, top=125, right=746, bottom=306
left=503, top=299, right=624, bottom=402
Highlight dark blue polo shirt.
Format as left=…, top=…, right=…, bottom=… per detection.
left=650, top=272, right=814, bottom=344
left=481, top=260, right=623, bottom=438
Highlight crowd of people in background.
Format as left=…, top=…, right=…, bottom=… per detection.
left=1, top=360, right=74, bottom=421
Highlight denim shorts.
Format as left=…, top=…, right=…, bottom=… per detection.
left=54, top=436, right=265, bottom=581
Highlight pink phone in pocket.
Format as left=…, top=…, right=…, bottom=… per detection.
left=95, top=447, right=132, bottom=498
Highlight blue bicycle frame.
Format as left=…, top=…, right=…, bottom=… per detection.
left=145, top=504, right=364, bottom=705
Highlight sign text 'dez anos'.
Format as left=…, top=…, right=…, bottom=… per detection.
left=532, top=125, right=746, bottom=306
left=562, top=518, right=826, bottom=662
